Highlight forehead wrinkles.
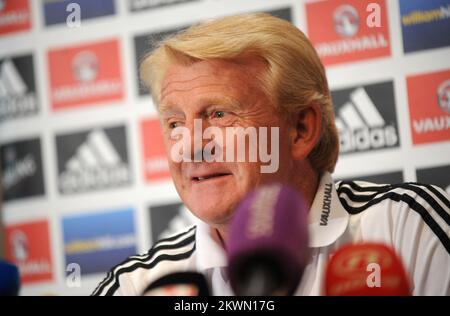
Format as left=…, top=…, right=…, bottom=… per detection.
left=161, top=74, right=224, bottom=97
left=160, top=66, right=255, bottom=104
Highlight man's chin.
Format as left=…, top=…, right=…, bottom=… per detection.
left=187, top=201, right=236, bottom=227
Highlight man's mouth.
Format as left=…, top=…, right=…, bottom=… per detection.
left=192, top=173, right=231, bottom=182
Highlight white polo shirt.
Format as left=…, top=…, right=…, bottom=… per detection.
left=92, top=172, right=450, bottom=296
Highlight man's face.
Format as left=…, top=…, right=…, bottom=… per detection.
left=158, top=58, right=294, bottom=227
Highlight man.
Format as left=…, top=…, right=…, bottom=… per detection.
left=92, top=13, right=450, bottom=296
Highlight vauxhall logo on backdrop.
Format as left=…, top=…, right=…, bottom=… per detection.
left=55, top=125, right=132, bottom=194
left=437, top=80, right=450, bottom=113
left=0, top=138, right=45, bottom=201
left=334, top=4, right=360, bottom=37
left=0, top=54, right=39, bottom=121
left=141, top=118, right=171, bottom=182
left=306, top=0, right=390, bottom=66
left=0, top=0, right=31, bottom=36
left=48, top=39, right=124, bottom=110
left=406, top=69, right=450, bottom=145
left=5, top=220, right=53, bottom=284
left=332, top=81, right=399, bottom=154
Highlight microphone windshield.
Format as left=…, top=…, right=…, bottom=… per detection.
left=227, top=183, right=309, bottom=296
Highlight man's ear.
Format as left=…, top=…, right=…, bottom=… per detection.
left=290, top=104, right=322, bottom=161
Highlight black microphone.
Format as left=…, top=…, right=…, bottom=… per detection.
left=0, top=260, right=20, bottom=296
left=226, top=183, right=309, bottom=296
left=141, top=272, right=210, bottom=296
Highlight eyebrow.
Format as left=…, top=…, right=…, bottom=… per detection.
left=159, top=95, right=243, bottom=114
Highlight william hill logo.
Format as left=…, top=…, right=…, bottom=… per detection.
left=407, top=69, right=450, bottom=145
left=48, top=39, right=124, bottom=110
left=402, top=3, right=450, bottom=26
left=56, top=125, right=132, bottom=194
left=306, top=0, right=390, bottom=66
left=332, top=81, right=399, bottom=154
left=399, top=0, right=450, bottom=53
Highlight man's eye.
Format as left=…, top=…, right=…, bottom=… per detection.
left=169, top=122, right=178, bottom=129
left=213, top=111, right=226, bottom=118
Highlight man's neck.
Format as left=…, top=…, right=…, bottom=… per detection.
left=211, top=226, right=228, bottom=249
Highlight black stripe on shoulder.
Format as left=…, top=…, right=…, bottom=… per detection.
left=338, top=190, right=450, bottom=255
left=338, top=181, right=450, bottom=226
left=337, top=180, right=393, bottom=193
left=151, top=225, right=197, bottom=247
left=91, top=226, right=196, bottom=296
left=104, top=243, right=197, bottom=296
left=91, top=271, right=112, bottom=296
left=410, top=182, right=450, bottom=209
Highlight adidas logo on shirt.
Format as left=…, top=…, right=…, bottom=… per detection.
left=332, top=81, right=400, bottom=154
left=0, top=55, right=38, bottom=121
left=56, top=125, right=132, bottom=194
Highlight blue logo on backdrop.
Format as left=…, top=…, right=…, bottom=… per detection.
left=43, top=0, right=116, bottom=26
left=62, top=208, right=136, bottom=275
left=400, top=0, right=450, bottom=53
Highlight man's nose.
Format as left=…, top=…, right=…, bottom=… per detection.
left=183, top=118, right=213, bottom=162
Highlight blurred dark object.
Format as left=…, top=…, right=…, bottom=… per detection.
left=0, top=260, right=20, bottom=296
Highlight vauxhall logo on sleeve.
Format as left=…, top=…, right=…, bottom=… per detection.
left=43, top=0, right=116, bottom=26
left=306, top=0, right=390, bottom=66
left=5, top=220, right=53, bottom=284
left=406, top=69, right=450, bottom=145
left=332, top=81, right=400, bottom=154
left=48, top=39, right=124, bottom=110
left=0, top=54, right=39, bottom=121
left=55, top=125, right=132, bottom=194
left=0, top=137, right=45, bottom=201
left=0, top=0, right=31, bottom=36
